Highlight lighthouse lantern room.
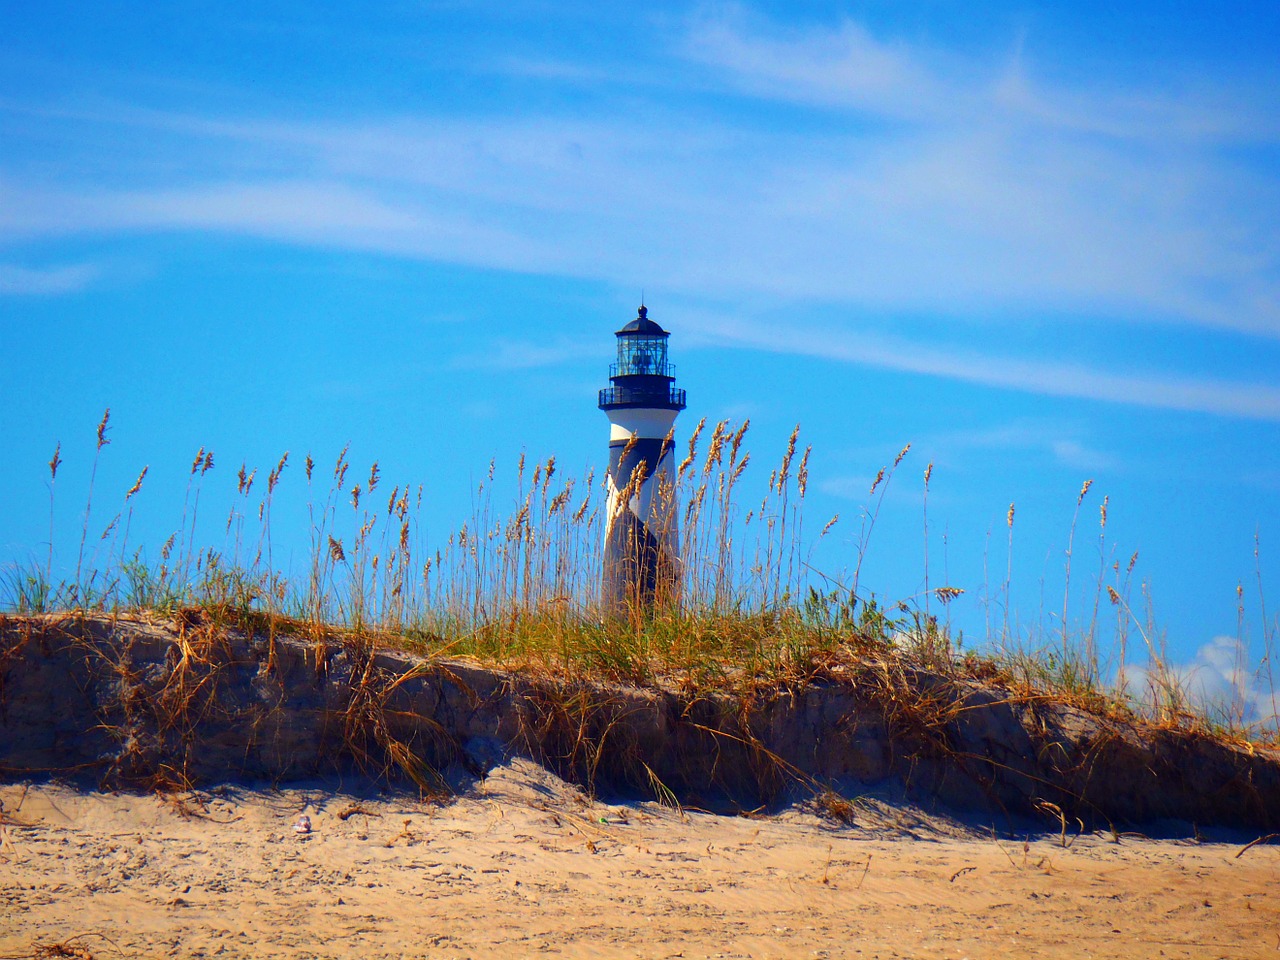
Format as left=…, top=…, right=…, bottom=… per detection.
left=598, top=306, right=687, bottom=613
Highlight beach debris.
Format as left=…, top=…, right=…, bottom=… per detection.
left=33, top=932, right=119, bottom=958
left=293, top=814, right=312, bottom=835
left=336, top=803, right=381, bottom=821
left=1235, top=833, right=1279, bottom=858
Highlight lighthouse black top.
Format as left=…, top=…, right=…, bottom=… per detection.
left=598, top=306, right=687, bottom=411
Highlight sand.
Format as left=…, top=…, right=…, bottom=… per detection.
left=2, top=763, right=1278, bottom=960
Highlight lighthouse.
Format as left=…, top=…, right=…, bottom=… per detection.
left=598, top=305, right=687, bottom=614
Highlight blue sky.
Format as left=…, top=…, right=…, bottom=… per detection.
left=2, top=2, right=1278, bottom=715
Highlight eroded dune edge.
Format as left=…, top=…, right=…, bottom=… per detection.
left=3, top=611, right=1277, bottom=831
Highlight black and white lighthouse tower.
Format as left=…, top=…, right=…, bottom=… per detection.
left=598, top=305, right=687, bottom=613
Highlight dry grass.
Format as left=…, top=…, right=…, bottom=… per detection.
left=2, top=411, right=1277, bottom=748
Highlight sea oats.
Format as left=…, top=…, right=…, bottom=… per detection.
left=125, top=466, right=148, bottom=501
left=935, top=586, right=964, bottom=604
left=96, top=408, right=111, bottom=450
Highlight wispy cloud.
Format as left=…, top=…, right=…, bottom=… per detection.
left=4, top=102, right=1273, bottom=339
left=684, top=3, right=1280, bottom=145
left=0, top=5, right=1276, bottom=408
left=687, top=314, right=1280, bottom=421
left=904, top=419, right=1118, bottom=472
left=1049, top=439, right=1115, bottom=473
left=682, top=8, right=945, bottom=120
left=0, top=261, right=97, bottom=295
left=451, top=338, right=601, bottom=372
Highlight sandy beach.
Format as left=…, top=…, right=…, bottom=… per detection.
left=3, top=761, right=1277, bottom=960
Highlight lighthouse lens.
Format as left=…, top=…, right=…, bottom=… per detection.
left=618, top=335, right=668, bottom=377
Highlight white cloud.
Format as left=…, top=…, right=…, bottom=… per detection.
left=0, top=262, right=97, bottom=295
left=1123, top=636, right=1280, bottom=731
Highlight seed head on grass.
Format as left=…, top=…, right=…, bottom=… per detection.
left=268, top=452, right=289, bottom=493
left=96, top=408, right=111, bottom=450
left=894, top=443, right=911, bottom=467
left=1077, top=478, right=1093, bottom=506
left=49, top=442, right=63, bottom=481
left=619, top=433, right=639, bottom=464
left=1007, top=502, right=1015, bottom=527
left=125, top=466, right=148, bottom=501
left=778, top=423, right=799, bottom=486
left=333, top=445, right=350, bottom=489
left=729, top=419, right=751, bottom=468
left=702, top=420, right=727, bottom=475
left=869, top=468, right=885, bottom=496
left=679, top=417, right=707, bottom=478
